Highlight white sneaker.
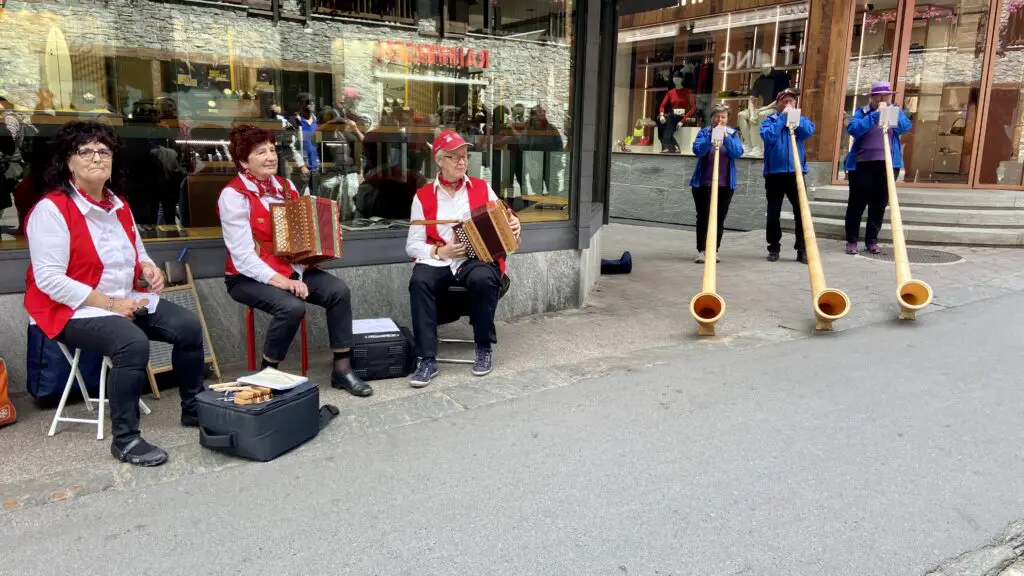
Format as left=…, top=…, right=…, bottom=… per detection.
left=694, top=251, right=706, bottom=263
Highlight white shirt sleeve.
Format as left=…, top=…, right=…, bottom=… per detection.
left=218, top=188, right=280, bottom=284
left=131, top=211, right=156, bottom=268
left=26, top=199, right=93, bottom=310
left=405, top=194, right=435, bottom=261
left=487, top=184, right=499, bottom=203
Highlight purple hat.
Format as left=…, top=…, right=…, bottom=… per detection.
left=866, top=81, right=896, bottom=95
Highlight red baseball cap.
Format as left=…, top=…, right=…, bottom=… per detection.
left=433, top=130, right=472, bottom=154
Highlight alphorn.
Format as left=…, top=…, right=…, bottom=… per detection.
left=879, top=104, right=933, bottom=320
left=689, top=135, right=726, bottom=336
left=788, top=117, right=851, bottom=331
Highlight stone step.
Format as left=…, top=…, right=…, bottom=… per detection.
left=780, top=213, right=1024, bottom=246
left=809, top=185, right=1024, bottom=209
left=804, top=201, right=1024, bottom=228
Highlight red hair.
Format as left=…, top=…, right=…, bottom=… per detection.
left=228, top=125, right=275, bottom=171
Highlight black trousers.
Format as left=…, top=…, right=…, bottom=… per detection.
left=765, top=173, right=806, bottom=253
left=658, top=114, right=682, bottom=151
left=226, top=268, right=353, bottom=362
left=58, top=301, right=205, bottom=445
left=845, top=161, right=899, bottom=244
left=691, top=186, right=734, bottom=252
left=409, top=261, right=501, bottom=359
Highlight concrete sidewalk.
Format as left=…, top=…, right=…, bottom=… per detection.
left=2, top=223, right=1023, bottom=513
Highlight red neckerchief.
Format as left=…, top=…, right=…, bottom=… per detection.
left=70, top=178, right=115, bottom=212
left=438, top=174, right=464, bottom=189
left=243, top=170, right=280, bottom=198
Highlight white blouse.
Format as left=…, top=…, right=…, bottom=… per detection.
left=26, top=188, right=160, bottom=322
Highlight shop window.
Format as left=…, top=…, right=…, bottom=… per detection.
left=0, top=0, right=576, bottom=251
left=612, top=2, right=809, bottom=158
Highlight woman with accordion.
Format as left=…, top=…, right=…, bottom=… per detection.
left=217, top=125, right=372, bottom=397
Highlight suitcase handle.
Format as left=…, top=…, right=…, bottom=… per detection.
left=200, top=427, right=236, bottom=449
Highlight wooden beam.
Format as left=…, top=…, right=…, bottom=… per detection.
left=800, top=0, right=854, bottom=163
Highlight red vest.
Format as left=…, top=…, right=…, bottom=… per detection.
left=415, top=177, right=505, bottom=274
left=220, top=175, right=299, bottom=279
left=24, top=191, right=147, bottom=339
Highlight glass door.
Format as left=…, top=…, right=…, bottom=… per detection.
left=975, top=0, right=1024, bottom=188
left=834, top=0, right=998, bottom=187
left=835, top=0, right=903, bottom=182
left=895, top=0, right=992, bottom=185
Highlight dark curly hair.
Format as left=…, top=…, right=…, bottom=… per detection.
left=228, top=124, right=275, bottom=172
left=44, top=121, right=120, bottom=195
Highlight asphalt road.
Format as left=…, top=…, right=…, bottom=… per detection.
left=3, top=292, right=1023, bottom=576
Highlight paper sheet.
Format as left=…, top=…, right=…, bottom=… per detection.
left=236, top=368, right=308, bottom=391
left=352, top=317, right=400, bottom=334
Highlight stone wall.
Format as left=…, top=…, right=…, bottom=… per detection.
left=609, top=153, right=832, bottom=232
left=0, top=247, right=585, bottom=394
left=0, top=0, right=572, bottom=136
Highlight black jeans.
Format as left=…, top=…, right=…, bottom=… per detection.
left=691, top=186, right=734, bottom=252
left=845, top=161, right=899, bottom=245
left=226, top=268, right=353, bottom=362
left=58, top=301, right=205, bottom=445
left=658, top=114, right=682, bottom=151
left=409, top=261, right=501, bottom=359
left=764, top=173, right=806, bottom=253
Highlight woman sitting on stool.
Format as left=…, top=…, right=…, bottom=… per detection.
left=218, top=125, right=372, bottom=397
left=24, top=121, right=205, bottom=467
left=690, top=103, right=744, bottom=263
left=405, top=130, right=521, bottom=387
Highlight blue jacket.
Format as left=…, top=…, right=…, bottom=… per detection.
left=689, top=126, right=744, bottom=189
left=760, top=112, right=815, bottom=175
left=844, top=105, right=912, bottom=172
left=298, top=115, right=320, bottom=170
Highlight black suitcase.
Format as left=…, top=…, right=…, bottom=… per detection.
left=351, top=325, right=416, bottom=381
left=196, top=381, right=338, bottom=462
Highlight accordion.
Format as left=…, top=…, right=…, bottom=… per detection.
left=452, top=201, right=520, bottom=263
left=270, top=196, right=342, bottom=266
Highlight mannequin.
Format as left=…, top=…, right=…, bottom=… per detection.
left=657, top=73, right=696, bottom=153
left=738, top=64, right=788, bottom=155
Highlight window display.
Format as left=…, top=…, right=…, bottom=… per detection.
left=613, top=2, right=809, bottom=158
left=0, top=0, right=575, bottom=250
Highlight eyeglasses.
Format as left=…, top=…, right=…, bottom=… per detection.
left=443, top=155, right=468, bottom=164
left=75, top=148, right=113, bottom=161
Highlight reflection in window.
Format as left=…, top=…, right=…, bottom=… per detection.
left=612, top=2, right=808, bottom=158
left=0, top=0, right=575, bottom=250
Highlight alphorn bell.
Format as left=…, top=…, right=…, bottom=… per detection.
left=788, top=116, right=851, bottom=331
left=879, top=104, right=933, bottom=320
left=689, top=134, right=726, bottom=336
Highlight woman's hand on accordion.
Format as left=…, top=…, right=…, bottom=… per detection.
left=269, top=274, right=309, bottom=300
left=510, top=214, right=522, bottom=241
left=437, top=243, right=468, bottom=260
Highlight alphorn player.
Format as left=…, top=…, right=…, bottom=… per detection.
left=760, top=88, right=816, bottom=264
left=405, top=130, right=521, bottom=387
left=689, top=103, right=744, bottom=263
left=843, top=80, right=913, bottom=255
left=217, top=125, right=372, bottom=398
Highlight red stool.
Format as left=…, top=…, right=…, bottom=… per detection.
left=245, top=307, right=308, bottom=376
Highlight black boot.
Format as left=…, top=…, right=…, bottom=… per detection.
left=796, top=250, right=808, bottom=264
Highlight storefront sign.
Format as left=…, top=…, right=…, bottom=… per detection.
left=718, top=44, right=799, bottom=71
left=376, top=41, right=491, bottom=70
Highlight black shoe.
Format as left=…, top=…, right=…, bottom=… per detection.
left=180, top=412, right=200, bottom=428
left=331, top=372, right=373, bottom=397
left=796, top=250, right=808, bottom=264
left=767, top=251, right=780, bottom=262
left=111, top=437, right=168, bottom=467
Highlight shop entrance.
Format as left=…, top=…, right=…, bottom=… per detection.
left=833, top=0, right=1023, bottom=189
